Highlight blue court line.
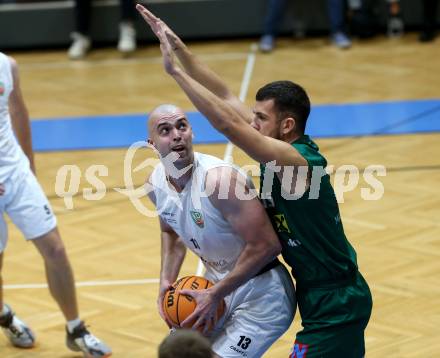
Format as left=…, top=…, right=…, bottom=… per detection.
left=31, top=99, right=440, bottom=152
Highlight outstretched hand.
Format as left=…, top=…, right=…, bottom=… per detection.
left=136, top=4, right=182, bottom=75
left=178, top=288, right=222, bottom=335
left=136, top=4, right=184, bottom=51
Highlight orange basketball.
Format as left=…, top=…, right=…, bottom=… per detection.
left=163, top=275, right=225, bottom=329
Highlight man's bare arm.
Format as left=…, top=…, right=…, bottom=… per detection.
left=141, top=20, right=307, bottom=166
left=205, top=167, right=281, bottom=299
left=136, top=4, right=252, bottom=122
left=172, top=66, right=307, bottom=166
left=180, top=167, right=281, bottom=331
left=147, top=186, right=186, bottom=325
left=8, top=57, right=35, bottom=173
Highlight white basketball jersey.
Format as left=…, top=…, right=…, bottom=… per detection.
left=0, top=52, right=29, bottom=182
left=151, top=152, right=251, bottom=282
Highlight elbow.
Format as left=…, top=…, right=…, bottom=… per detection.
left=210, top=109, right=240, bottom=136
left=262, top=236, right=281, bottom=259
left=175, top=237, right=187, bottom=257
left=271, top=239, right=282, bottom=257
left=213, top=117, right=233, bottom=135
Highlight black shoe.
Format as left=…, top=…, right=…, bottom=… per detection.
left=0, top=304, right=35, bottom=348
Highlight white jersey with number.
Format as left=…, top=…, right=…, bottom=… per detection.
left=0, top=52, right=56, bottom=250
left=151, top=152, right=297, bottom=357
left=151, top=152, right=247, bottom=282
left=0, top=52, right=30, bottom=183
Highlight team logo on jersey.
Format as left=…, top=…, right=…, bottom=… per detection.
left=190, top=210, right=204, bottom=228
left=0, top=81, right=5, bottom=96
left=289, top=342, right=309, bottom=358
left=274, top=213, right=291, bottom=233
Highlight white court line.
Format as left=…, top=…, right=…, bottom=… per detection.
left=223, top=43, right=258, bottom=164
left=195, top=43, right=258, bottom=277
left=4, top=278, right=159, bottom=290
left=19, top=53, right=248, bottom=71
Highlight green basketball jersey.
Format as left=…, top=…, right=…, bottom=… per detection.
left=260, top=135, right=359, bottom=286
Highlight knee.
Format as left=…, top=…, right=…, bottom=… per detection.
left=44, top=243, right=69, bottom=265
left=37, top=232, right=69, bottom=265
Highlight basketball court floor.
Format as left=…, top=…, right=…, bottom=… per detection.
left=2, top=34, right=440, bottom=357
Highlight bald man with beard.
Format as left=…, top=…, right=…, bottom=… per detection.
left=145, top=104, right=296, bottom=358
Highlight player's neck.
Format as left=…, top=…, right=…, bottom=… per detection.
left=283, top=131, right=302, bottom=144
left=167, top=166, right=193, bottom=192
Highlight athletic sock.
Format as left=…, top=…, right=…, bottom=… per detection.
left=67, top=318, right=82, bottom=333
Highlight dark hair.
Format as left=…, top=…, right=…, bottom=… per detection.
left=158, top=329, right=213, bottom=358
left=256, top=80, right=311, bottom=133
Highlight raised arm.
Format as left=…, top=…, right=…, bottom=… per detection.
left=205, top=167, right=281, bottom=296
left=137, top=8, right=307, bottom=166
left=8, top=56, right=35, bottom=173
left=172, top=66, right=308, bottom=166
left=180, top=167, right=281, bottom=332
left=136, top=4, right=251, bottom=122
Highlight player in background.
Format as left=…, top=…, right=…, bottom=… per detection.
left=0, top=52, right=112, bottom=357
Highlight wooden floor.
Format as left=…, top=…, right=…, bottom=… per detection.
left=2, top=34, right=440, bottom=357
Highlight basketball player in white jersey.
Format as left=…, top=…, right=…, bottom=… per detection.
left=0, top=53, right=112, bottom=357
left=146, top=104, right=296, bottom=358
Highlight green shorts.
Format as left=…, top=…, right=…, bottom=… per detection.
left=290, top=272, right=372, bottom=358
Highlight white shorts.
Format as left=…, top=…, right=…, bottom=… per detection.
left=0, top=171, right=57, bottom=252
left=209, top=264, right=296, bottom=358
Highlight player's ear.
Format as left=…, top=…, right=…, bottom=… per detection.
left=281, top=117, right=295, bottom=135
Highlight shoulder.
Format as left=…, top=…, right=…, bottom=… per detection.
left=150, top=160, right=165, bottom=182
left=7, top=56, right=17, bottom=69
left=5, top=56, right=18, bottom=87
left=146, top=162, right=166, bottom=203
left=195, top=152, right=225, bottom=168
left=292, top=137, right=327, bottom=167
left=6, top=56, right=18, bottom=77
left=204, top=165, right=248, bottom=197
left=0, top=54, right=15, bottom=81
left=145, top=172, right=156, bottom=203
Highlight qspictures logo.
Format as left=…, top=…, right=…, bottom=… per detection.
left=53, top=141, right=387, bottom=216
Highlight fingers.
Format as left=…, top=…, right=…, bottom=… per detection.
left=177, top=289, right=196, bottom=300
left=136, top=4, right=179, bottom=53
left=159, top=300, right=174, bottom=328
left=136, top=3, right=163, bottom=34
left=185, top=313, right=213, bottom=335
left=136, top=5, right=153, bottom=25
left=180, top=309, right=197, bottom=328
left=194, top=316, right=211, bottom=335
left=136, top=4, right=157, bottom=23
left=159, top=310, right=172, bottom=328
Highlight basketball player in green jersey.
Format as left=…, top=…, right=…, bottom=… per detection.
left=137, top=5, right=372, bottom=357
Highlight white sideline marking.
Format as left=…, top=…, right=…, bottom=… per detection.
left=4, top=278, right=159, bottom=290
left=19, top=53, right=248, bottom=71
